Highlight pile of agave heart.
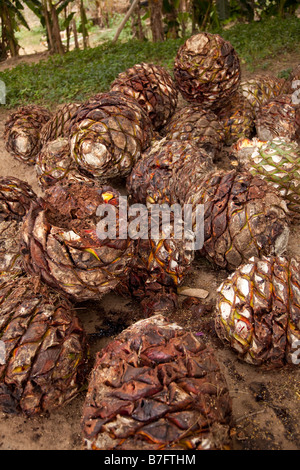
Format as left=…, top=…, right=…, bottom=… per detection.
left=1, top=32, right=300, bottom=450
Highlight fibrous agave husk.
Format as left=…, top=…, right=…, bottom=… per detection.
left=81, top=314, right=233, bottom=450
left=161, top=104, right=225, bottom=159
left=255, top=94, right=300, bottom=144
left=173, top=33, right=241, bottom=110
left=0, top=276, right=88, bottom=415
left=69, top=91, right=153, bottom=180
left=4, top=105, right=52, bottom=164
left=110, top=62, right=178, bottom=131
left=215, top=256, right=300, bottom=368
left=20, top=182, right=135, bottom=301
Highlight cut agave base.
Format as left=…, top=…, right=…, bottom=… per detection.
left=81, top=315, right=233, bottom=450
left=69, top=91, right=153, bottom=180
left=4, top=105, right=52, bottom=165
left=215, top=256, right=300, bottom=368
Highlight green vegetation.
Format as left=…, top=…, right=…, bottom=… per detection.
left=1, top=16, right=299, bottom=108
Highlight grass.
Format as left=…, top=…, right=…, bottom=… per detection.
left=0, top=15, right=299, bottom=108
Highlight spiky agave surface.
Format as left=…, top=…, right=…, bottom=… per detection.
left=239, top=74, right=285, bottom=112
left=174, top=32, right=241, bottom=110
left=215, top=256, right=300, bottom=368
left=162, top=104, right=225, bottom=159
left=233, top=137, right=300, bottom=218
left=110, top=62, right=178, bottom=131
left=184, top=169, right=290, bottom=270
left=0, top=276, right=88, bottom=415
left=20, top=182, right=135, bottom=301
left=81, top=315, right=232, bottom=450
left=255, top=94, right=300, bottom=144
left=68, top=91, right=153, bottom=180
left=4, top=105, right=52, bottom=165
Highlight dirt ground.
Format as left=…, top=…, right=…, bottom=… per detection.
left=0, top=52, right=299, bottom=451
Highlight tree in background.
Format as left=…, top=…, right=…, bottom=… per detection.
left=149, top=0, right=165, bottom=41
left=0, top=0, right=43, bottom=59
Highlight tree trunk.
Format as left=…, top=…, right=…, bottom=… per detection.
left=42, top=0, right=54, bottom=52
left=112, top=0, right=140, bottom=43
left=149, top=0, right=165, bottom=42
left=80, top=0, right=90, bottom=49
left=72, top=19, right=80, bottom=49
left=2, top=3, right=19, bottom=57
left=48, top=0, right=65, bottom=55
left=64, top=7, right=71, bottom=52
left=131, top=1, right=145, bottom=40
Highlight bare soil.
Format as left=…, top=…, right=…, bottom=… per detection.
left=0, top=52, right=299, bottom=451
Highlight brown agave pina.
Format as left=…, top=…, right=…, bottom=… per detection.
left=239, top=74, right=285, bottom=112
left=173, top=32, right=241, bottom=110
left=0, top=276, right=88, bottom=415
left=0, top=177, right=37, bottom=285
left=216, top=91, right=255, bottom=145
left=161, top=104, right=225, bottom=159
left=40, top=102, right=81, bottom=145
left=183, top=168, right=290, bottom=270
left=231, top=137, right=300, bottom=219
left=110, top=62, right=178, bottom=131
left=20, top=182, right=135, bottom=302
left=127, top=138, right=214, bottom=207
left=215, top=256, right=300, bottom=368
left=118, top=209, right=195, bottom=316
left=0, top=176, right=37, bottom=221
left=35, top=137, right=94, bottom=188
left=255, top=94, right=300, bottom=144
left=4, top=105, right=52, bottom=164
left=68, top=91, right=153, bottom=180
left=81, top=315, right=233, bottom=450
